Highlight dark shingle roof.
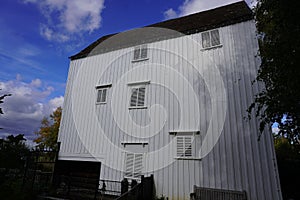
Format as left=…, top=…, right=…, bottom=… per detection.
left=70, top=1, right=253, bottom=60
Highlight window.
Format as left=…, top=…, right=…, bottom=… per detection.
left=96, top=88, right=107, bottom=104
left=133, top=44, right=148, bottom=61
left=130, top=86, right=146, bottom=108
left=201, top=29, right=221, bottom=49
left=176, top=136, right=193, bottom=157
left=124, top=153, right=143, bottom=179
left=96, top=84, right=112, bottom=104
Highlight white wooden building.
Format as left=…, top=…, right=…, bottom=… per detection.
left=57, top=1, right=282, bottom=199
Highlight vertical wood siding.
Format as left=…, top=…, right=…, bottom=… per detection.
left=58, top=20, right=282, bottom=200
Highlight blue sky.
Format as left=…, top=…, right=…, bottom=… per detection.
left=0, top=0, right=253, bottom=144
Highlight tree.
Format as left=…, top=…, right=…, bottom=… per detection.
left=249, top=0, right=300, bottom=143
left=0, top=93, right=11, bottom=114
left=274, top=137, right=299, bottom=161
left=0, top=89, right=11, bottom=129
left=0, top=135, right=35, bottom=199
left=274, top=137, right=300, bottom=200
left=0, top=134, right=29, bottom=169
left=34, top=107, right=62, bottom=150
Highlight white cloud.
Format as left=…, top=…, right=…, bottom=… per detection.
left=164, top=0, right=255, bottom=19
left=0, top=77, right=63, bottom=139
left=179, top=0, right=238, bottom=16
left=272, top=127, right=280, bottom=134
left=16, top=74, right=22, bottom=82
left=24, top=0, right=105, bottom=42
left=39, top=25, right=53, bottom=41
left=30, top=79, right=42, bottom=88
left=39, top=24, right=70, bottom=42
left=164, top=8, right=178, bottom=20
left=18, top=45, right=40, bottom=57
left=49, top=96, right=64, bottom=111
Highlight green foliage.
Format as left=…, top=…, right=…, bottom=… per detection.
left=0, top=134, right=29, bottom=169
left=0, top=175, right=37, bottom=200
left=34, top=107, right=62, bottom=150
left=274, top=137, right=300, bottom=161
left=0, top=135, right=36, bottom=199
left=249, top=0, right=300, bottom=143
left=274, top=137, right=300, bottom=200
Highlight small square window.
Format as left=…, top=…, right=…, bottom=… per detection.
left=133, top=44, right=148, bottom=61
left=201, top=29, right=221, bottom=49
left=130, top=86, right=146, bottom=108
left=96, top=88, right=108, bottom=104
left=176, top=136, right=193, bottom=157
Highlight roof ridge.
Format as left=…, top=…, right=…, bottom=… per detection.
left=70, top=1, right=252, bottom=60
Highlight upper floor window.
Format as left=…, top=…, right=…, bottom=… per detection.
left=95, top=84, right=112, bottom=104
left=201, top=29, right=221, bottom=49
left=130, top=86, right=146, bottom=108
left=128, top=81, right=150, bottom=109
left=97, top=88, right=107, bottom=103
left=133, top=44, right=148, bottom=61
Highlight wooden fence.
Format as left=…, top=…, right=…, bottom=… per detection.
left=191, top=186, right=247, bottom=200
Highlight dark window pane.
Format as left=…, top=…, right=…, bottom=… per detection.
left=134, top=47, right=140, bottom=60
left=141, top=45, right=147, bottom=59
left=101, top=89, right=107, bottom=102
left=202, top=32, right=210, bottom=48
left=211, top=29, right=220, bottom=46
left=97, top=89, right=102, bottom=103
left=130, top=88, right=138, bottom=106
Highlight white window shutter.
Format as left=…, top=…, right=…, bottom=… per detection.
left=177, top=136, right=185, bottom=157
left=130, top=88, right=138, bottom=106
left=125, top=153, right=134, bottom=178
left=184, top=137, right=192, bottom=157
left=176, top=136, right=193, bottom=157
left=125, top=153, right=143, bottom=179
left=137, top=87, right=145, bottom=106
left=133, top=154, right=143, bottom=178
left=129, top=86, right=146, bottom=108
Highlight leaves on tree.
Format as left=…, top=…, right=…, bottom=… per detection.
left=249, top=0, right=300, bottom=144
left=34, top=107, right=62, bottom=150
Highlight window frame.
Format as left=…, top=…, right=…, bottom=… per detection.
left=95, top=83, right=112, bottom=105
left=176, top=136, right=194, bottom=158
left=124, top=153, right=144, bottom=180
left=172, top=132, right=201, bottom=160
left=128, top=81, right=150, bottom=109
left=132, top=44, right=149, bottom=62
left=201, top=29, right=222, bottom=50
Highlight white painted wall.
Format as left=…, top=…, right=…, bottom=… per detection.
left=58, top=20, right=282, bottom=200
